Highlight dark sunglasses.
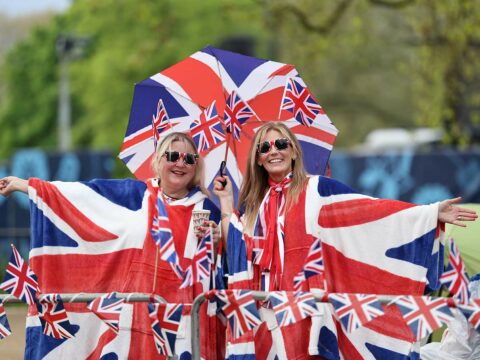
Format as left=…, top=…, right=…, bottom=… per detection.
left=257, top=138, right=291, bottom=154
left=163, top=151, right=199, bottom=165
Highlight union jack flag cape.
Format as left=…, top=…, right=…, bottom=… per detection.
left=226, top=175, right=445, bottom=358
left=24, top=177, right=224, bottom=359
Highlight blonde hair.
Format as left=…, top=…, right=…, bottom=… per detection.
left=238, top=122, right=308, bottom=230
left=151, top=132, right=208, bottom=195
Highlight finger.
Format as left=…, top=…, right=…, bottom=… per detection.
left=448, top=197, right=462, bottom=205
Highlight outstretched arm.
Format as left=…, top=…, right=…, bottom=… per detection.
left=0, top=176, right=28, bottom=196
left=438, top=197, right=478, bottom=227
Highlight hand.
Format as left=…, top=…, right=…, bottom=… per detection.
left=196, top=220, right=221, bottom=245
left=0, top=176, right=28, bottom=196
left=213, top=175, right=234, bottom=213
left=438, top=197, right=478, bottom=227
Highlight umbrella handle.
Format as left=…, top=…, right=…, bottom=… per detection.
left=219, top=161, right=227, bottom=188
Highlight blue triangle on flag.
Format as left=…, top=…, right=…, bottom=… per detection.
left=366, top=343, right=410, bottom=359
left=30, top=206, right=78, bottom=248
left=203, top=46, right=268, bottom=88
left=24, top=324, right=80, bottom=359
left=385, top=228, right=436, bottom=267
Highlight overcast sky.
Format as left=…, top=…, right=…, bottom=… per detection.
left=0, top=0, right=70, bottom=17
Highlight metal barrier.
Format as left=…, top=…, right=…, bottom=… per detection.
left=190, top=291, right=457, bottom=360
left=0, top=292, right=166, bottom=304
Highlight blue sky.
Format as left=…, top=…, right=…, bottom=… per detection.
left=0, top=0, right=70, bottom=17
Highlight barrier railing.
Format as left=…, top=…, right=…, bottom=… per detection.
left=0, top=292, right=166, bottom=304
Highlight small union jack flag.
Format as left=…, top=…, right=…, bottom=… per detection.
left=457, top=298, right=480, bottom=332
left=151, top=194, right=183, bottom=278
left=87, top=292, right=125, bottom=334
left=395, top=296, right=454, bottom=341
left=151, top=98, right=172, bottom=149
left=214, top=290, right=262, bottom=339
left=329, top=293, right=385, bottom=333
left=148, top=303, right=184, bottom=356
left=293, top=238, right=325, bottom=291
left=180, top=229, right=213, bottom=289
left=440, top=237, right=470, bottom=304
left=224, top=90, right=255, bottom=140
left=0, top=244, right=39, bottom=305
left=189, top=101, right=225, bottom=154
left=0, top=302, right=11, bottom=340
left=268, top=291, right=318, bottom=327
left=37, top=294, right=75, bottom=339
left=281, top=77, right=324, bottom=126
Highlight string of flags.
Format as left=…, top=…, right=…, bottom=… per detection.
left=0, top=237, right=479, bottom=357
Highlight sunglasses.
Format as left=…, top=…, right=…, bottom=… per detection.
left=257, top=138, right=291, bottom=154
left=163, top=151, right=199, bottom=165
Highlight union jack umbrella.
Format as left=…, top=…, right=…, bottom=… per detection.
left=0, top=302, right=11, bottom=340
left=440, top=237, right=470, bottom=304
left=267, top=291, right=319, bottom=327
left=213, top=290, right=262, bottom=339
left=37, top=294, right=75, bottom=339
left=328, top=293, right=385, bottom=333
left=87, top=292, right=125, bottom=334
left=0, top=244, right=39, bottom=305
left=394, top=295, right=454, bottom=341
left=120, top=46, right=338, bottom=200
left=148, top=303, right=184, bottom=356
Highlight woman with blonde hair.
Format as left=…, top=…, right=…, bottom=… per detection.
left=214, top=122, right=477, bottom=358
left=1, top=132, right=225, bottom=359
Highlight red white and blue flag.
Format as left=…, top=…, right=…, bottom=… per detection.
left=180, top=229, right=213, bottom=288
left=87, top=293, right=125, bottom=334
left=440, top=237, right=470, bottom=304
left=214, top=290, right=262, bottom=339
left=151, top=98, right=171, bottom=149
left=189, top=100, right=225, bottom=154
left=267, top=291, right=318, bottom=327
left=293, top=238, right=325, bottom=291
left=37, top=294, right=75, bottom=339
left=281, top=77, right=324, bottom=127
left=457, top=298, right=480, bottom=332
left=328, top=293, right=385, bottom=333
left=0, top=302, right=11, bottom=340
left=224, top=90, right=255, bottom=140
left=148, top=303, right=184, bottom=356
left=395, top=295, right=453, bottom=341
left=151, top=193, right=183, bottom=278
left=0, top=244, right=39, bottom=305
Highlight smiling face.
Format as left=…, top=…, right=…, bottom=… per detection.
left=157, top=140, right=197, bottom=197
left=256, top=129, right=295, bottom=182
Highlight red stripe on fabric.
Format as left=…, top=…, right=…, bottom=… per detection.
left=254, top=323, right=273, bottom=360
left=132, top=153, right=155, bottom=180
left=120, top=129, right=152, bottom=152
left=335, top=318, right=364, bottom=360
left=30, top=250, right=140, bottom=293
left=30, top=179, right=118, bottom=242
left=322, top=243, right=425, bottom=295
left=161, top=57, right=224, bottom=111
left=319, top=198, right=416, bottom=228
left=291, top=123, right=337, bottom=145
left=269, top=64, right=295, bottom=77
left=248, top=87, right=285, bottom=120
left=85, top=328, right=117, bottom=360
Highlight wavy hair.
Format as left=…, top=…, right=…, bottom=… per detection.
left=238, top=122, right=308, bottom=231
left=151, top=132, right=208, bottom=195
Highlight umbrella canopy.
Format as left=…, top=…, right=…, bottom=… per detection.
left=119, top=46, right=338, bottom=198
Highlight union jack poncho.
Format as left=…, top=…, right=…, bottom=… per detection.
left=227, top=175, right=445, bottom=359
left=25, top=177, right=224, bottom=359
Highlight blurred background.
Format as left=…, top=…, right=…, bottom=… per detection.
left=0, top=0, right=479, bottom=354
